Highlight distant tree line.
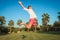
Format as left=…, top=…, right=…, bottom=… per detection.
left=0, top=12, right=60, bottom=34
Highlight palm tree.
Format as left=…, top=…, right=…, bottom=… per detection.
left=42, top=13, right=50, bottom=26
left=17, top=19, right=22, bottom=26
left=17, top=19, right=22, bottom=32
left=8, top=20, right=14, bottom=33
left=0, top=16, right=6, bottom=27
left=42, top=13, right=50, bottom=31
left=0, top=16, right=6, bottom=34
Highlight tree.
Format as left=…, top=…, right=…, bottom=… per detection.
left=0, top=16, right=6, bottom=27
left=17, top=19, right=22, bottom=26
left=41, top=13, right=50, bottom=31
left=54, top=21, right=60, bottom=27
left=0, top=16, right=6, bottom=34
left=42, top=13, right=50, bottom=26
left=53, top=21, right=60, bottom=31
left=53, top=12, right=60, bottom=31
left=17, top=19, right=22, bottom=32
left=8, top=20, right=14, bottom=33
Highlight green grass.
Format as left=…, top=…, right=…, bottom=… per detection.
left=0, top=31, right=60, bottom=40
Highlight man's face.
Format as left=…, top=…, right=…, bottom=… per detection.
left=28, top=6, right=32, bottom=9
left=29, top=7, right=32, bottom=9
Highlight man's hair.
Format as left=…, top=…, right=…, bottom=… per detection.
left=28, top=5, right=31, bottom=9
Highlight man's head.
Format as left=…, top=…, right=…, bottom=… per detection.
left=28, top=6, right=32, bottom=9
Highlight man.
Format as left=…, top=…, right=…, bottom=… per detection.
left=18, top=1, right=37, bottom=32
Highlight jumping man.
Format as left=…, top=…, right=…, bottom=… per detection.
left=18, top=1, right=37, bottom=32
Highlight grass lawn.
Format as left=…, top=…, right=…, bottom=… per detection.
left=0, top=31, right=60, bottom=40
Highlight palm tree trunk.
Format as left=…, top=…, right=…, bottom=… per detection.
left=10, top=27, right=11, bottom=33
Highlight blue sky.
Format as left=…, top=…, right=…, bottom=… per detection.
left=0, top=0, right=60, bottom=27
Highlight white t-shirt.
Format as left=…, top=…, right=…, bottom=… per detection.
left=23, top=7, right=37, bottom=18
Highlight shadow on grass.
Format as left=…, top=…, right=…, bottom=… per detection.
left=38, top=31, right=60, bottom=35
left=0, top=32, right=8, bottom=36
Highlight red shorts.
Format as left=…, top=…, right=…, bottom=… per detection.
left=29, top=18, right=37, bottom=26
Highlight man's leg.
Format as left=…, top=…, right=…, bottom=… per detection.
left=25, top=23, right=32, bottom=32
left=33, top=19, right=37, bottom=32
left=28, top=23, right=32, bottom=32
left=33, top=25, right=37, bottom=32
left=28, top=18, right=33, bottom=32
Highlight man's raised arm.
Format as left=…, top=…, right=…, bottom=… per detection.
left=18, top=1, right=25, bottom=9
left=18, top=1, right=28, bottom=11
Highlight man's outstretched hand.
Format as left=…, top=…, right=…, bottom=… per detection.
left=18, top=0, right=25, bottom=9
left=18, top=1, right=22, bottom=4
